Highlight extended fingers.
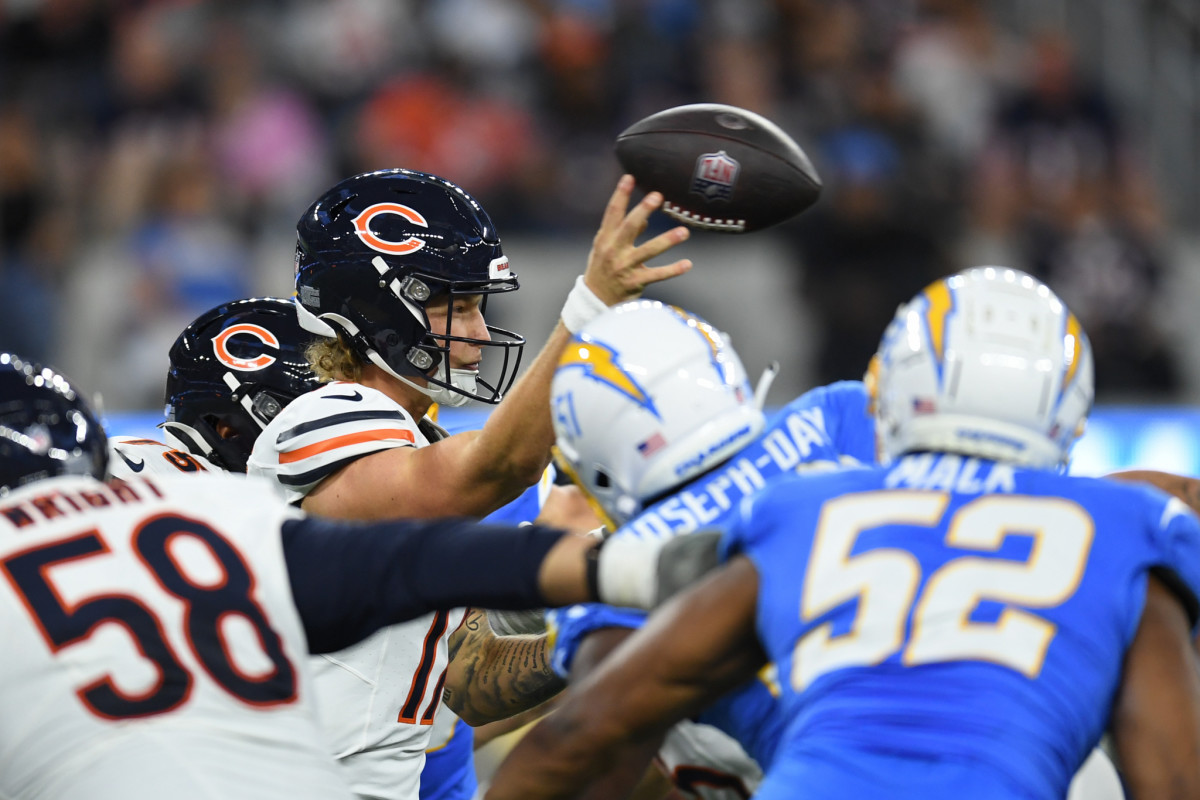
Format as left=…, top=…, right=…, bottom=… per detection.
left=597, top=175, right=636, bottom=239
left=584, top=178, right=693, bottom=303
left=615, top=191, right=665, bottom=244
left=629, top=225, right=690, bottom=265
left=633, top=258, right=694, bottom=289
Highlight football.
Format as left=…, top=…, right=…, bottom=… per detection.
left=615, top=103, right=821, bottom=234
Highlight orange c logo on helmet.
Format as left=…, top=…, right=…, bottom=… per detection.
left=212, top=324, right=280, bottom=371
left=352, top=202, right=428, bottom=256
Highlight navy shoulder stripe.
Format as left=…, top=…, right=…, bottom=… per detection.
left=276, top=410, right=408, bottom=445
left=277, top=454, right=367, bottom=488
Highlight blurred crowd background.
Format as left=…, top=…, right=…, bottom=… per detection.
left=2, top=0, right=1199, bottom=412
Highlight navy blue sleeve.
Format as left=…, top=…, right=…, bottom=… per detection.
left=281, top=516, right=565, bottom=654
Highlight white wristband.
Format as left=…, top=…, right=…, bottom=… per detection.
left=595, top=536, right=666, bottom=610
left=560, top=275, right=610, bottom=334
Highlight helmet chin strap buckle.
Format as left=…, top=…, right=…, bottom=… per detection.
left=408, top=349, right=434, bottom=370
left=250, top=392, right=282, bottom=426
left=399, top=276, right=431, bottom=303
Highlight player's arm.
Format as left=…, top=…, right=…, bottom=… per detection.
left=440, top=610, right=565, bottom=726
left=282, top=515, right=688, bottom=653
left=1110, top=574, right=1200, bottom=799
left=483, top=556, right=766, bottom=800
left=472, top=695, right=562, bottom=751
left=302, top=178, right=691, bottom=520
left=281, top=517, right=600, bottom=653
left=536, top=484, right=603, bottom=533
left=1107, top=470, right=1200, bottom=516
left=570, top=627, right=673, bottom=800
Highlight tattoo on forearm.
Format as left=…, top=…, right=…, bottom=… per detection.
left=446, top=612, right=565, bottom=723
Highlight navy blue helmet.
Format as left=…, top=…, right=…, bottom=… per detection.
left=294, top=168, right=525, bottom=406
left=0, top=353, right=108, bottom=492
left=163, top=298, right=320, bottom=473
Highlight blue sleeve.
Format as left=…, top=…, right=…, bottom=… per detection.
left=281, top=516, right=565, bottom=654
left=545, top=603, right=648, bottom=678
left=718, top=484, right=777, bottom=563
left=818, top=381, right=876, bottom=464
left=420, top=725, right=477, bottom=800
left=776, top=381, right=876, bottom=465
left=1148, top=496, right=1200, bottom=630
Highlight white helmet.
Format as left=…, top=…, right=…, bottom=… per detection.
left=869, top=267, right=1093, bottom=469
left=551, top=300, right=765, bottom=528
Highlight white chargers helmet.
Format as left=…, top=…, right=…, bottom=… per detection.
left=551, top=300, right=765, bottom=528
left=869, top=267, right=1093, bottom=469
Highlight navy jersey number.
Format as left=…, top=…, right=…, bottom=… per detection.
left=134, top=514, right=297, bottom=706
left=1, top=515, right=297, bottom=720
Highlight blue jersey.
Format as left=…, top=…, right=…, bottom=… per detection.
left=420, top=714, right=476, bottom=800
left=722, top=453, right=1200, bottom=800
left=420, top=467, right=557, bottom=800
left=547, top=381, right=875, bottom=767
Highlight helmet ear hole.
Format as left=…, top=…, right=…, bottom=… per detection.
left=594, top=470, right=612, bottom=489
left=210, top=417, right=239, bottom=441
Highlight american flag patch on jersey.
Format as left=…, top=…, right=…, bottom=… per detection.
left=637, top=432, right=666, bottom=457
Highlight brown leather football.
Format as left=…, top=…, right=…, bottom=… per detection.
left=615, top=103, right=821, bottom=234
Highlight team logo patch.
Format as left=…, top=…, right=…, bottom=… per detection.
left=489, top=256, right=511, bottom=280
left=690, top=151, right=740, bottom=201
left=353, top=202, right=428, bottom=256
left=213, top=324, right=280, bottom=371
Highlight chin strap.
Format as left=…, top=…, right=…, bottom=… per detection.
left=363, top=349, right=478, bottom=407
left=422, top=369, right=479, bottom=408
left=160, top=421, right=216, bottom=459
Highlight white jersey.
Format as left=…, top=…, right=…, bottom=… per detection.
left=426, top=704, right=461, bottom=753
left=656, top=720, right=762, bottom=800
left=108, top=435, right=219, bottom=479
left=1068, top=749, right=1126, bottom=800
left=0, top=473, right=350, bottom=800
left=249, top=381, right=464, bottom=800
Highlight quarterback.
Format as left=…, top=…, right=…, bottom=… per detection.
left=246, top=168, right=690, bottom=799
left=115, top=294, right=595, bottom=800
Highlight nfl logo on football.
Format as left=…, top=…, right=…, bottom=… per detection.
left=691, top=151, right=740, bottom=201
